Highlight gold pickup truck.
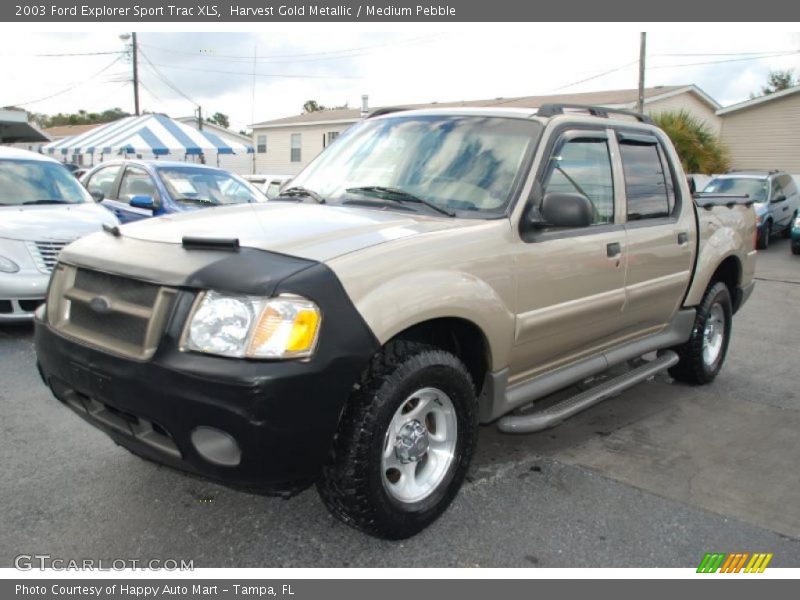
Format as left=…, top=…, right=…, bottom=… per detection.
left=34, top=104, right=756, bottom=539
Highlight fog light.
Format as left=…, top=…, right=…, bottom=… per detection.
left=190, top=426, right=241, bottom=467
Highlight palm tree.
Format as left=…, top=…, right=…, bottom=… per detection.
left=650, top=110, right=730, bottom=175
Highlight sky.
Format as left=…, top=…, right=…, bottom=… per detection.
left=0, top=27, right=798, bottom=133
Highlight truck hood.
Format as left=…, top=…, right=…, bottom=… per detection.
left=0, top=203, right=118, bottom=242
left=120, top=202, right=470, bottom=262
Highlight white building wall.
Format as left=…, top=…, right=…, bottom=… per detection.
left=252, top=122, right=355, bottom=175
left=646, top=91, right=722, bottom=135
left=719, top=93, right=800, bottom=173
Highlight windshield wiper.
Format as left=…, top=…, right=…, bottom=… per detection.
left=174, top=196, right=218, bottom=206
left=278, top=186, right=326, bottom=204
left=345, top=186, right=455, bottom=217
left=22, top=199, right=73, bottom=205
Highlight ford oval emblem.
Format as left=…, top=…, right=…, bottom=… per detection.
left=89, top=296, right=112, bottom=314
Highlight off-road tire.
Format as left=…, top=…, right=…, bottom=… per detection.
left=669, top=281, right=733, bottom=385
left=317, top=340, right=478, bottom=539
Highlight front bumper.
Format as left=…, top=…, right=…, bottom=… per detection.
left=34, top=277, right=379, bottom=493
left=0, top=271, right=49, bottom=322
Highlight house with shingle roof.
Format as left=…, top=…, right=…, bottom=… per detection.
left=250, top=84, right=721, bottom=174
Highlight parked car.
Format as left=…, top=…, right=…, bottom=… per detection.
left=243, top=173, right=293, bottom=199
left=0, top=148, right=119, bottom=322
left=35, top=105, right=756, bottom=539
left=81, top=160, right=266, bottom=223
left=702, top=170, right=799, bottom=249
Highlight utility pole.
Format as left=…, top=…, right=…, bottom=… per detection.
left=197, top=105, right=203, bottom=130
left=132, top=32, right=140, bottom=116
left=637, top=32, right=646, bottom=114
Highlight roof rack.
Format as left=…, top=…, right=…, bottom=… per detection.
left=366, top=107, right=410, bottom=119
left=726, top=169, right=780, bottom=174
left=536, top=103, right=653, bottom=124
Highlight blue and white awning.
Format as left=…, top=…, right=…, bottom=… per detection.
left=41, top=114, right=253, bottom=156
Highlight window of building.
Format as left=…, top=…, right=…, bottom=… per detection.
left=256, top=135, right=267, bottom=154
left=291, top=133, right=301, bottom=162
left=324, top=131, right=340, bottom=147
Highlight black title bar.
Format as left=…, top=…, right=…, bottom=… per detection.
left=4, top=0, right=800, bottom=22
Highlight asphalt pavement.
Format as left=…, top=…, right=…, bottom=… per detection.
left=2, top=239, right=799, bottom=568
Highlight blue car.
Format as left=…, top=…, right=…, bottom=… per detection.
left=81, top=160, right=265, bottom=223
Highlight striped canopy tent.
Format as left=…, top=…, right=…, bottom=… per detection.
left=41, top=114, right=253, bottom=162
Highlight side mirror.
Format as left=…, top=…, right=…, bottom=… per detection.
left=130, top=195, right=155, bottom=210
left=539, top=192, right=594, bottom=229
left=771, top=194, right=786, bottom=203
left=687, top=176, right=697, bottom=195
left=89, top=189, right=104, bottom=202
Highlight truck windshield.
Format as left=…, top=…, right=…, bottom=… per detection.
left=158, top=167, right=264, bottom=207
left=0, top=159, right=91, bottom=206
left=288, top=115, right=542, bottom=217
left=702, top=177, right=769, bottom=202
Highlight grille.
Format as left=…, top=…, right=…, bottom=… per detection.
left=27, top=240, right=71, bottom=274
left=48, top=265, right=177, bottom=360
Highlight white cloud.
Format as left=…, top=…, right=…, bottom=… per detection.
left=1, top=27, right=798, bottom=129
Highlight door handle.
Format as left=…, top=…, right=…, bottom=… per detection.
left=677, top=231, right=689, bottom=245
left=606, top=242, right=621, bottom=258
left=783, top=207, right=789, bottom=211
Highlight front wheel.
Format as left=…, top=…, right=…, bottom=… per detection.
left=317, top=341, right=478, bottom=539
left=669, top=281, right=733, bottom=385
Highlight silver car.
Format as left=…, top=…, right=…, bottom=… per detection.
left=703, top=171, right=800, bottom=250
left=0, top=148, right=119, bottom=322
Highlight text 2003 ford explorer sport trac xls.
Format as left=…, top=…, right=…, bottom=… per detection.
left=34, top=105, right=756, bottom=539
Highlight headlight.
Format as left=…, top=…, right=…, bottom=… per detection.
left=183, top=291, right=321, bottom=359
left=794, top=216, right=800, bottom=228
left=0, top=256, right=20, bottom=273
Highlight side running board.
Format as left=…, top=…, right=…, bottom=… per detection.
left=496, top=351, right=679, bottom=434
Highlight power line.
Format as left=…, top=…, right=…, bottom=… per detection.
left=138, top=49, right=198, bottom=105
left=650, top=50, right=800, bottom=69
left=147, top=61, right=364, bottom=80
left=652, top=49, right=799, bottom=57
left=138, top=35, right=439, bottom=64
left=5, top=55, right=124, bottom=107
left=548, top=60, right=640, bottom=92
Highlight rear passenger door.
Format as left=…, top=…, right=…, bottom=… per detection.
left=106, top=166, right=159, bottom=223
left=615, top=131, right=695, bottom=335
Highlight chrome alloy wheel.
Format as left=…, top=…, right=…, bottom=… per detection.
left=702, top=302, right=726, bottom=366
left=381, top=387, right=457, bottom=504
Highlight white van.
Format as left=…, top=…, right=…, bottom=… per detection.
left=0, top=148, right=119, bottom=322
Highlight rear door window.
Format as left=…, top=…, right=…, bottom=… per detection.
left=619, top=138, right=672, bottom=220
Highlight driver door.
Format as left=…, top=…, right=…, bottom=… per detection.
left=509, top=128, right=628, bottom=383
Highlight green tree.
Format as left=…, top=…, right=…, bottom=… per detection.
left=206, top=112, right=230, bottom=128
left=303, top=100, right=327, bottom=113
left=756, top=69, right=796, bottom=96
left=43, top=108, right=130, bottom=127
left=650, top=110, right=730, bottom=175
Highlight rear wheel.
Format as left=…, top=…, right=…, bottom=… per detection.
left=317, top=340, right=478, bottom=539
left=782, top=213, right=796, bottom=239
left=757, top=221, right=771, bottom=250
left=669, top=281, right=732, bottom=385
